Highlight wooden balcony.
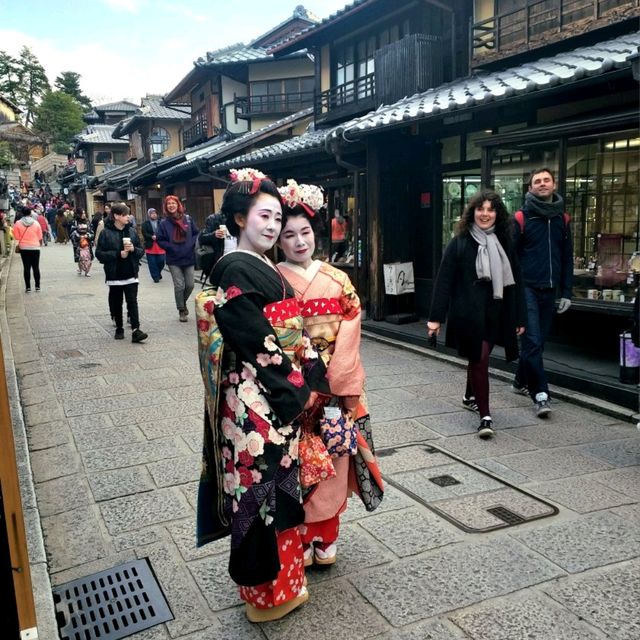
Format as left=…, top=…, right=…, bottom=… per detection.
left=183, top=117, right=210, bottom=148
left=471, top=0, right=640, bottom=66
left=314, top=73, right=376, bottom=125
left=234, top=92, right=314, bottom=119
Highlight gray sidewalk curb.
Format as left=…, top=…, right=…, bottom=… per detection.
left=362, top=329, right=640, bottom=425
left=1, top=249, right=58, bottom=639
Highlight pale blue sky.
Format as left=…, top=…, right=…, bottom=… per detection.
left=0, top=0, right=350, bottom=105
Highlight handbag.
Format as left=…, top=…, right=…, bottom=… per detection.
left=14, top=244, right=20, bottom=253
left=319, top=404, right=357, bottom=457
left=298, top=431, right=336, bottom=488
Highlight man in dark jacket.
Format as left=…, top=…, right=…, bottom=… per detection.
left=512, top=167, right=573, bottom=417
left=96, top=202, right=148, bottom=343
left=197, top=212, right=225, bottom=281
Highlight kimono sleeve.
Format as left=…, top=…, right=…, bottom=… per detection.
left=327, top=272, right=365, bottom=396
left=213, top=265, right=311, bottom=425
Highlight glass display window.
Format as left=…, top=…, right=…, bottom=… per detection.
left=442, top=174, right=481, bottom=248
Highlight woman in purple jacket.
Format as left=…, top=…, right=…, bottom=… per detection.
left=156, top=195, right=198, bottom=322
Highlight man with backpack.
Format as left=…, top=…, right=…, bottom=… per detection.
left=512, top=167, right=573, bottom=418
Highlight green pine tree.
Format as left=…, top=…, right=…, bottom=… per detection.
left=15, top=46, right=50, bottom=126
left=0, top=51, right=21, bottom=106
left=33, top=90, right=85, bottom=154
left=54, top=71, right=92, bottom=112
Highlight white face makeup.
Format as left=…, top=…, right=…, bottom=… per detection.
left=279, top=214, right=315, bottom=268
left=236, top=193, right=283, bottom=255
left=474, top=200, right=497, bottom=230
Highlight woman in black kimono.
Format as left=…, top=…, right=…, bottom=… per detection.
left=195, top=170, right=328, bottom=622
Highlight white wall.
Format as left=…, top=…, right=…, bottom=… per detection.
left=220, top=75, right=249, bottom=135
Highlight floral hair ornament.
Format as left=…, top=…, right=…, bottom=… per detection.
left=229, top=167, right=267, bottom=195
left=278, top=179, right=324, bottom=218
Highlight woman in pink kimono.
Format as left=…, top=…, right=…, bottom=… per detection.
left=277, top=179, right=383, bottom=568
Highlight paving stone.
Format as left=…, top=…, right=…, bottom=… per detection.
left=377, top=445, right=452, bottom=475
left=41, top=506, right=108, bottom=573
left=30, top=444, right=81, bottom=483
left=438, top=431, right=536, bottom=460
left=473, top=458, right=530, bottom=484
left=102, top=367, right=183, bottom=385
left=89, top=465, right=156, bottom=501
left=63, top=389, right=174, bottom=417
left=181, top=431, right=204, bottom=454
left=22, top=401, right=65, bottom=425
left=371, top=418, right=440, bottom=448
left=82, top=437, right=189, bottom=472
left=592, top=467, right=640, bottom=500
left=73, top=423, right=146, bottom=451
left=532, top=475, right=635, bottom=513
left=29, top=562, right=61, bottom=640
left=341, top=483, right=422, bottom=523
left=67, top=413, right=114, bottom=432
left=48, top=549, right=138, bottom=588
left=259, top=578, right=388, bottom=640
left=180, top=481, right=200, bottom=511
left=556, top=404, right=622, bottom=425
left=483, top=406, right=540, bottom=429
left=26, top=420, right=72, bottom=450
left=610, top=502, right=640, bottom=527
left=188, top=554, right=242, bottom=611
left=495, top=447, right=614, bottom=481
left=58, top=382, right=137, bottom=404
left=53, top=376, right=108, bottom=392
left=167, top=385, right=205, bottom=402
left=35, top=474, right=93, bottom=516
left=110, top=400, right=200, bottom=426
left=138, top=415, right=202, bottom=439
left=450, top=592, right=603, bottom=639
left=214, top=608, right=272, bottom=640
left=373, top=618, right=467, bottom=640
left=113, top=527, right=163, bottom=552
left=141, top=542, right=214, bottom=638
left=544, top=560, right=640, bottom=640
left=370, top=398, right=460, bottom=423
left=359, top=506, right=463, bottom=556
left=100, top=488, right=192, bottom=535
left=167, top=519, right=229, bottom=562
left=19, top=371, right=49, bottom=389
left=578, top=437, right=640, bottom=467
left=147, top=452, right=201, bottom=487
left=510, top=421, right=636, bottom=448
left=415, top=412, right=480, bottom=436
left=19, top=384, right=56, bottom=406
left=512, top=510, right=640, bottom=573
left=349, top=536, right=563, bottom=626
left=22, top=507, right=47, bottom=563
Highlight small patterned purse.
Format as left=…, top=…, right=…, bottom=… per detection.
left=298, top=431, right=336, bottom=488
left=319, top=405, right=357, bottom=458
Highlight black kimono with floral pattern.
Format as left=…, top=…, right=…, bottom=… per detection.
left=195, top=251, right=328, bottom=586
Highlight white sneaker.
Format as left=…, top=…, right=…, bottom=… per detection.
left=534, top=392, right=551, bottom=418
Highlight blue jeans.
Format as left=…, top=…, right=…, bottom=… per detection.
left=516, top=287, right=557, bottom=399
left=146, top=253, right=165, bottom=282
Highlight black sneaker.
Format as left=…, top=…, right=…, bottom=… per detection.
left=477, top=418, right=495, bottom=439
left=131, top=329, right=148, bottom=343
left=25, top=288, right=31, bottom=293
left=114, top=328, right=125, bottom=340
left=511, top=380, right=529, bottom=396
left=462, top=395, right=479, bottom=413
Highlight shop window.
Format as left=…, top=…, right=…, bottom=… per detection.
left=466, top=130, right=492, bottom=162
left=566, top=135, right=639, bottom=304
left=150, top=127, right=170, bottom=159
left=94, top=151, right=113, bottom=164
left=442, top=174, right=481, bottom=247
left=441, top=136, right=461, bottom=165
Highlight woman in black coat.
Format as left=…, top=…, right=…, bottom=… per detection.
left=428, top=189, right=526, bottom=438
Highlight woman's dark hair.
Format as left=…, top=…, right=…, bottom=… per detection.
left=457, top=188, right=511, bottom=245
left=281, top=203, right=318, bottom=232
left=221, top=178, right=282, bottom=238
left=110, top=202, right=130, bottom=219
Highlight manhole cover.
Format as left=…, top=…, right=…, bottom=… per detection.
left=53, top=559, right=173, bottom=640
left=53, top=350, right=84, bottom=360
left=379, top=443, right=558, bottom=533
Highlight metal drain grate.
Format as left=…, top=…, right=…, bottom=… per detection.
left=487, top=506, right=526, bottom=525
left=53, top=559, right=173, bottom=640
left=430, top=474, right=461, bottom=487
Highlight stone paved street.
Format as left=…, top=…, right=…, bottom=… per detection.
left=4, top=243, right=640, bottom=639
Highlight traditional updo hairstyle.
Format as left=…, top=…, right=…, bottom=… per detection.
left=221, top=168, right=282, bottom=238
left=279, top=179, right=324, bottom=232
left=457, top=188, right=511, bottom=247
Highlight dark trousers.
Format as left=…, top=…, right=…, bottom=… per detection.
left=108, top=283, right=139, bottom=330
left=146, top=253, right=165, bottom=282
left=516, top=286, right=556, bottom=399
left=20, top=249, right=40, bottom=289
left=466, top=341, right=494, bottom=418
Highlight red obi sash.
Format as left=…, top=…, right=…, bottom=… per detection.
left=300, top=298, right=342, bottom=318
left=263, top=297, right=301, bottom=324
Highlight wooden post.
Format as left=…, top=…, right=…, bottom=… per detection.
left=0, top=333, right=37, bottom=636
left=366, top=137, right=383, bottom=320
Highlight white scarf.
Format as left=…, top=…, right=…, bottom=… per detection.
left=469, top=224, right=515, bottom=300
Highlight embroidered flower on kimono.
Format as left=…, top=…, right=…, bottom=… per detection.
left=221, top=417, right=236, bottom=440
left=238, top=449, right=253, bottom=467
left=238, top=380, right=261, bottom=411
left=221, top=446, right=232, bottom=460
left=287, top=369, right=304, bottom=388
left=228, top=372, right=240, bottom=384
left=288, top=438, right=299, bottom=460
left=241, top=361, right=257, bottom=381
left=213, top=287, right=227, bottom=308
left=280, top=453, right=292, bottom=468
left=244, top=431, right=265, bottom=457
left=238, top=466, right=253, bottom=488
left=249, top=399, right=269, bottom=420
left=248, top=408, right=271, bottom=438
left=197, top=319, right=210, bottom=332
left=263, top=334, right=280, bottom=352
left=256, top=352, right=272, bottom=367
left=225, top=458, right=234, bottom=474
left=232, top=499, right=239, bottom=513
left=226, top=285, right=242, bottom=300
left=203, top=299, right=216, bottom=315
left=225, top=389, right=241, bottom=413
left=268, top=426, right=286, bottom=445
left=270, top=353, right=283, bottom=365
left=251, top=469, right=263, bottom=483
left=279, top=424, right=294, bottom=436
left=259, top=501, right=274, bottom=526
left=223, top=472, right=237, bottom=494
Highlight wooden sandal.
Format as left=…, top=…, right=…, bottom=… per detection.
left=245, top=587, right=309, bottom=623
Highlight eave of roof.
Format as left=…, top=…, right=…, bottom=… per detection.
left=329, top=30, right=640, bottom=142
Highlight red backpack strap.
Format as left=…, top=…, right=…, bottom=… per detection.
left=514, top=210, right=525, bottom=234
left=563, top=213, right=570, bottom=226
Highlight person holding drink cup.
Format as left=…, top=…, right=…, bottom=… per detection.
left=96, top=202, right=148, bottom=342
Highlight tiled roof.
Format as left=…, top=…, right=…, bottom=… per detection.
left=249, top=5, right=319, bottom=48
left=157, top=107, right=314, bottom=181
left=91, top=160, right=138, bottom=188
left=112, top=97, right=191, bottom=138
left=209, top=129, right=331, bottom=173
left=330, top=31, right=640, bottom=141
left=93, top=100, right=138, bottom=113
left=197, top=43, right=271, bottom=66
left=75, top=124, right=129, bottom=145
left=269, top=0, right=371, bottom=53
